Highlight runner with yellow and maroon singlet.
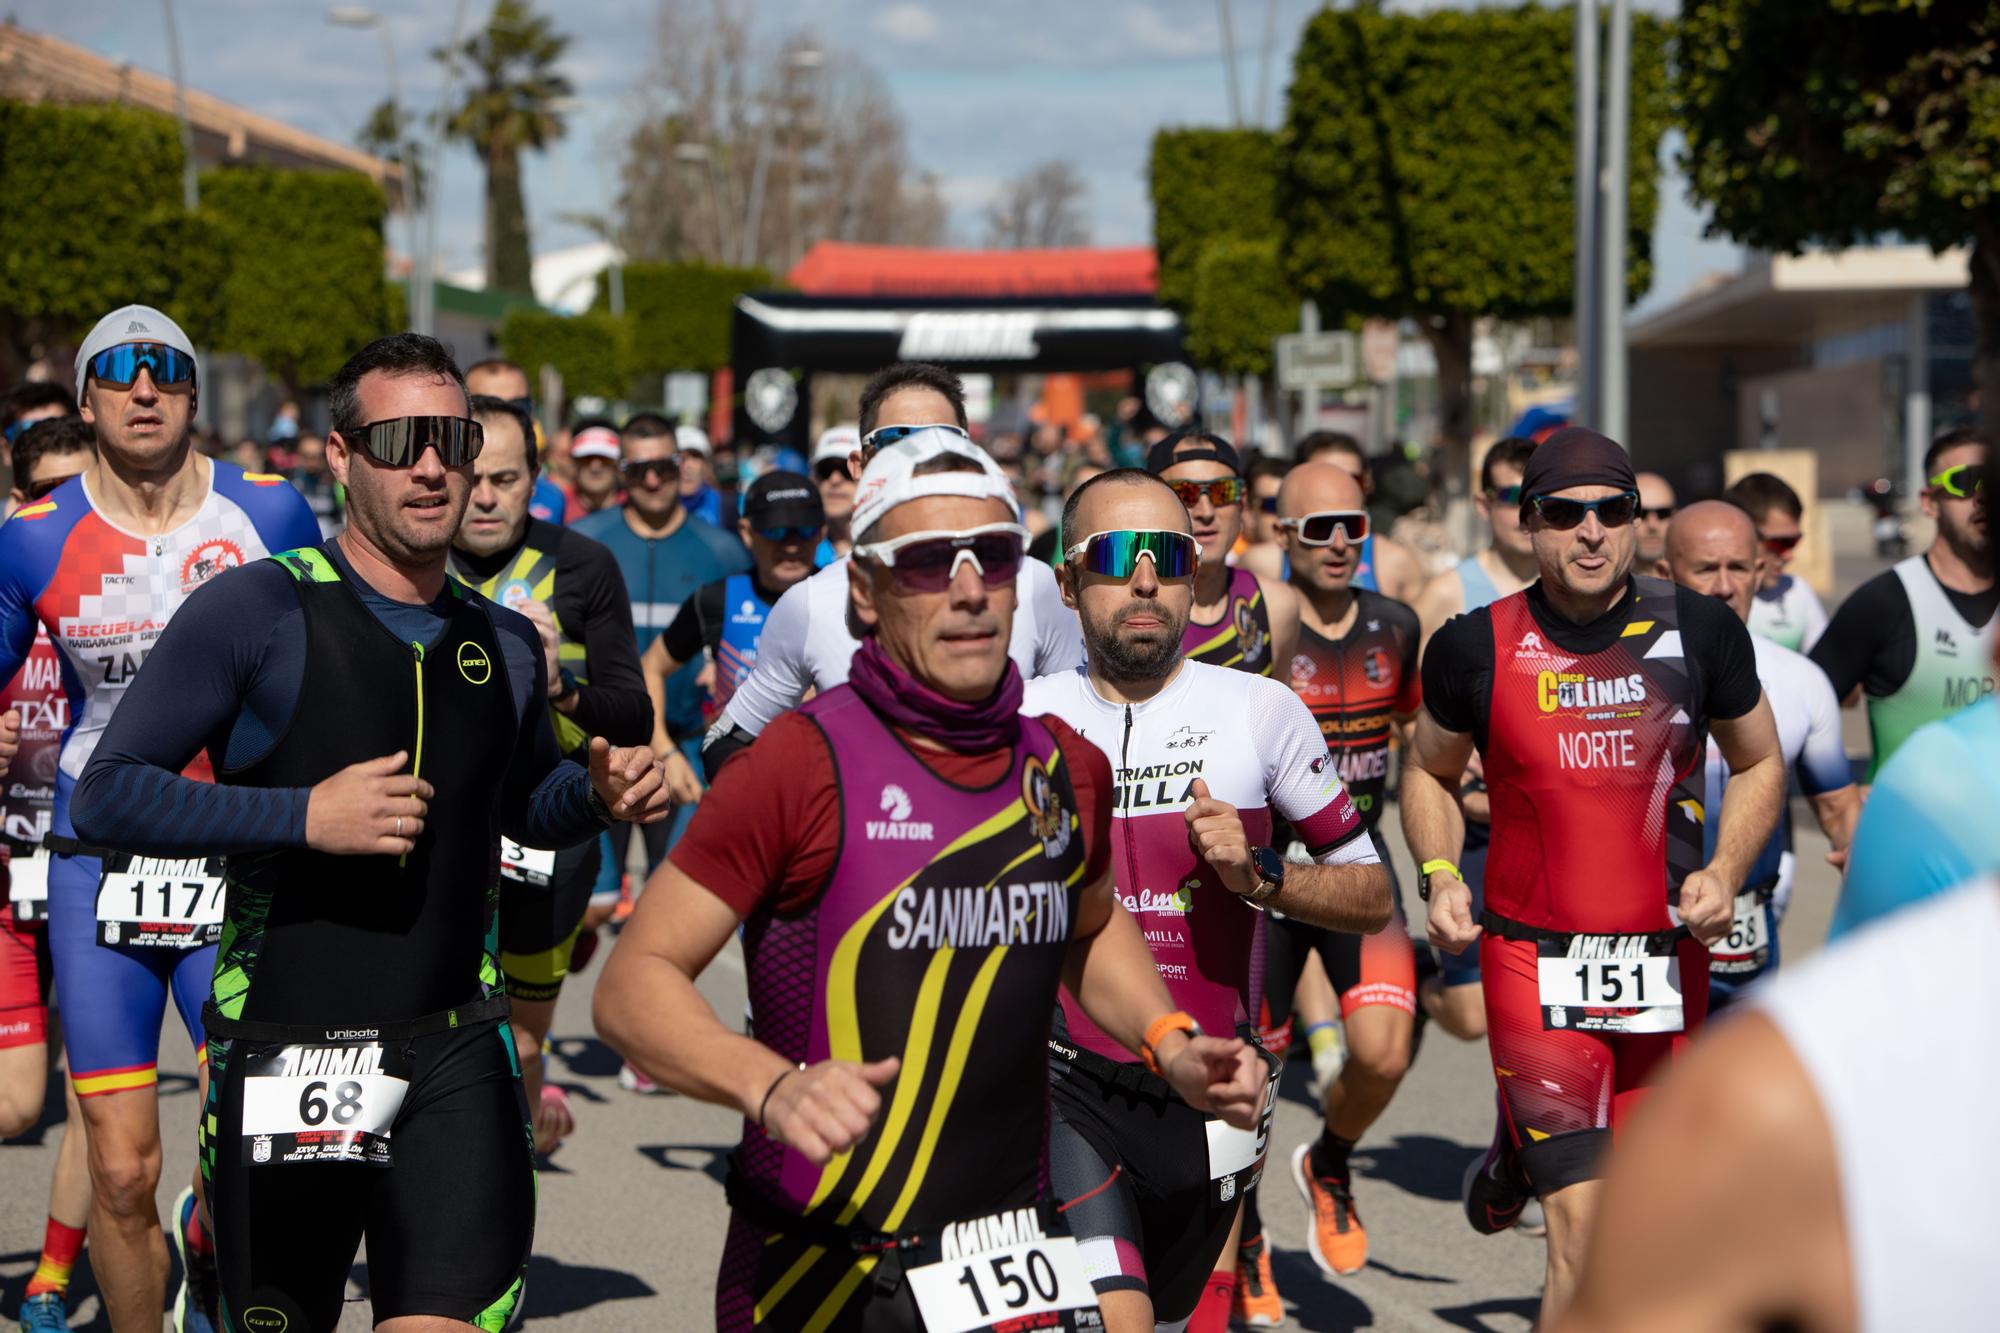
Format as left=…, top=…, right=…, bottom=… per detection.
left=1150, top=429, right=1299, bottom=678
left=1232, top=462, right=1425, bottom=1317
left=594, top=431, right=1269, bottom=1333
left=1402, top=428, right=1785, bottom=1325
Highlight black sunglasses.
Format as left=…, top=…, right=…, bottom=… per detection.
left=620, top=457, right=681, bottom=484
left=24, top=474, right=72, bottom=502
left=812, top=458, right=850, bottom=482
left=1638, top=505, right=1676, bottom=522
left=755, top=525, right=823, bottom=543
left=1530, top=492, right=1640, bottom=530
left=349, top=416, right=484, bottom=468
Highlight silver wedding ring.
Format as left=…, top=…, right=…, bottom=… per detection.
left=396, top=816, right=404, bottom=837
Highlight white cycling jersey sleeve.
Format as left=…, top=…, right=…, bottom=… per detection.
left=1249, top=675, right=1375, bottom=865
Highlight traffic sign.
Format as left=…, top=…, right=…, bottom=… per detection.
left=1275, top=332, right=1357, bottom=391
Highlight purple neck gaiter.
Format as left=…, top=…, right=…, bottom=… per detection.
left=846, top=637, right=1023, bottom=753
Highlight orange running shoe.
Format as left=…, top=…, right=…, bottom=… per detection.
left=1233, top=1232, right=1285, bottom=1326
left=1291, top=1142, right=1368, bottom=1276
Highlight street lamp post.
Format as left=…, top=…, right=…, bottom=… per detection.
left=160, top=0, right=198, bottom=209
left=740, top=47, right=823, bottom=270
left=328, top=7, right=421, bottom=289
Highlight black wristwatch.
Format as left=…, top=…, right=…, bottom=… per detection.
left=1247, top=846, right=1286, bottom=905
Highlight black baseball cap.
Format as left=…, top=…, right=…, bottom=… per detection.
left=1147, top=425, right=1242, bottom=477
left=742, top=469, right=824, bottom=530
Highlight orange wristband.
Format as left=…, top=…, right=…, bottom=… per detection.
left=1139, top=1010, right=1201, bottom=1075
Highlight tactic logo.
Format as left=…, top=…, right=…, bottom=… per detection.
left=867, top=783, right=933, bottom=841
left=180, top=538, right=245, bottom=593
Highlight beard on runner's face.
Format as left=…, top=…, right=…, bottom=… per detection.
left=1085, top=594, right=1187, bottom=682
left=347, top=446, right=467, bottom=563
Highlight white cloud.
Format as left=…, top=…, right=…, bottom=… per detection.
left=1120, top=3, right=1209, bottom=59
left=873, top=3, right=940, bottom=43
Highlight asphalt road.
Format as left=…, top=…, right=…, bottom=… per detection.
left=0, top=803, right=1843, bottom=1332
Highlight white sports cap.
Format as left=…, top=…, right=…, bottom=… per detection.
left=812, top=424, right=860, bottom=468
left=74, top=304, right=199, bottom=401
left=674, top=424, right=712, bottom=457
left=570, top=425, right=621, bottom=461
left=852, top=426, right=1018, bottom=538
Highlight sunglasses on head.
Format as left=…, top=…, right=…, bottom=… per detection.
left=1487, top=484, right=1524, bottom=505
left=1759, top=530, right=1803, bottom=555
left=1279, top=509, right=1370, bottom=546
left=1639, top=505, right=1676, bottom=522
left=853, top=522, right=1028, bottom=594
left=1064, top=528, right=1199, bottom=580
left=619, top=457, right=681, bottom=484
left=348, top=415, right=484, bottom=468
left=88, top=343, right=195, bottom=391
left=1930, top=462, right=1988, bottom=499
left=1529, top=491, right=1640, bottom=530
left=755, top=524, right=823, bottom=544
left=1166, top=476, right=1244, bottom=509
left=861, top=422, right=971, bottom=454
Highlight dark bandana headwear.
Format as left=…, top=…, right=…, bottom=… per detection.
left=1518, top=426, right=1637, bottom=503
left=1147, top=426, right=1242, bottom=477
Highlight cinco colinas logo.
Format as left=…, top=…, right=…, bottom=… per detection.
left=1536, top=670, right=1645, bottom=714
left=456, top=642, right=492, bottom=685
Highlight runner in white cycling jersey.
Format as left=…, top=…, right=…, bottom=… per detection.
left=702, top=365, right=1083, bottom=772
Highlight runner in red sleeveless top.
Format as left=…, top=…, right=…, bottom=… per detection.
left=1401, top=428, right=1784, bottom=1326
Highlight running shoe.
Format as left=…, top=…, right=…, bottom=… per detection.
left=534, top=1083, right=577, bottom=1155
left=171, top=1185, right=219, bottom=1333
left=1461, top=1117, right=1533, bottom=1235
left=1291, top=1143, right=1368, bottom=1276
left=1233, top=1232, right=1285, bottom=1326
left=617, top=1060, right=670, bottom=1095
left=1517, top=1197, right=1548, bottom=1238
left=17, top=1293, right=67, bottom=1333
left=1305, top=1024, right=1347, bottom=1103
left=610, top=877, right=635, bottom=928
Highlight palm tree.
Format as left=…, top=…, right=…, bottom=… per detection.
left=437, top=0, right=572, bottom=295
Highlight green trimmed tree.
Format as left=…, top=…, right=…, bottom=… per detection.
left=1678, top=0, right=2000, bottom=435
left=199, top=165, right=399, bottom=392
left=500, top=309, right=629, bottom=401
left=0, top=103, right=218, bottom=378
left=1278, top=4, right=1668, bottom=459
left=612, top=261, right=773, bottom=378
left=1187, top=238, right=1296, bottom=378
left=1150, top=128, right=1281, bottom=318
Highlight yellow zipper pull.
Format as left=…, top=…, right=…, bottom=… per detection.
left=403, top=641, right=426, bottom=869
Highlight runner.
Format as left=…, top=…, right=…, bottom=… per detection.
left=1550, top=875, right=1999, bottom=1333
left=448, top=393, right=652, bottom=1152
left=1026, top=468, right=1390, bottom=1333
left=1661, top=501, right=1858, bottom=1006
left=1409, top=436, right=1539, bottom=1044
left=1, top=384, right=78, bottom=458
left=1150, top=428, right=1299, bottom=677
left=572, top=413, right=747, bottom=853
left=1229, top=461, right=1423, bottom=1319
left=565, top=416, right=624, bottom=518
left=1259, top=432, right=1424, bottom=601
left=1836, top=482, right=1999, bottom=935
left=1810, top=429, right=1992, bottom=779
left=1632, top=471, right=1675, bottom=572
left=642, top=470, right=822, bottom=749
left=2, top=416, right=95, bottom=1333
left=701, top=364, right=1084, bottom=774
left=1402, top=427, right=1783, bottom=1322
left=69, top=332, right=671, bottom=1331
left=811, top=424, right=859, bottom=565
left=1237, top=454, right=1290, bottom=568
left=463, top=357, right=574, bottom=526
left=1723, top=472, right=1827, bottom=652
left=594, top=443, right=1268, bottom=1333
left=671, top=423, right=735, bottom=530
left=0, top=305, right=322, bottom=1333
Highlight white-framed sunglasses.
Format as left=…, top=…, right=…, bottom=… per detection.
left=861, top=422, right=972, bottom=453
left=1277, top=509, right=1370, bottom=546
left=852, top=521, right=1029, bottom=592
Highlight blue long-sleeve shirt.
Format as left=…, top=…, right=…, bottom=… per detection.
left=73, top=545, right=599, bottom=855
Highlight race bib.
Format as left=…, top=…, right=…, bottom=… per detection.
left=1537, top=935, right=1684, bottom=1034
left=1204, top=1054, right=1280, bottom=1205
left=95, top=854, right=224, bottom=949
left=905, top=1207, right=1097, bottom=1333
left=7, top=846, right=50, bottom=924
left=1708, top=892, right=1772, bottom=979
left=239, top=1040, right=412, bottom=1167
left=499, top=839, right=556, bottom=887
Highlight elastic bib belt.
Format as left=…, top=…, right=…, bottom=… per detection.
left=1479, top=909, right=1690, bottom=953
left=200, top=992, right=510, bottom=1045
left=1736, top=875, right=1779, bottom=903
left=1049, top=1038, right=1177, bottom=1100
left=41, top=833, right=117, bottom=859
left=724, top=1166, right=949, bottom=1257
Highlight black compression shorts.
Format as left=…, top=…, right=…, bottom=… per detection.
left=201, top=1015, right=534, bottom=1331
left=1046, top=1044, right=1271, bottom=1323
left=497, top=837, right=601, bottom=1002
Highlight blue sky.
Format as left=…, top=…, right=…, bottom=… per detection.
left=15, top=0, right=1738, bottom=313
